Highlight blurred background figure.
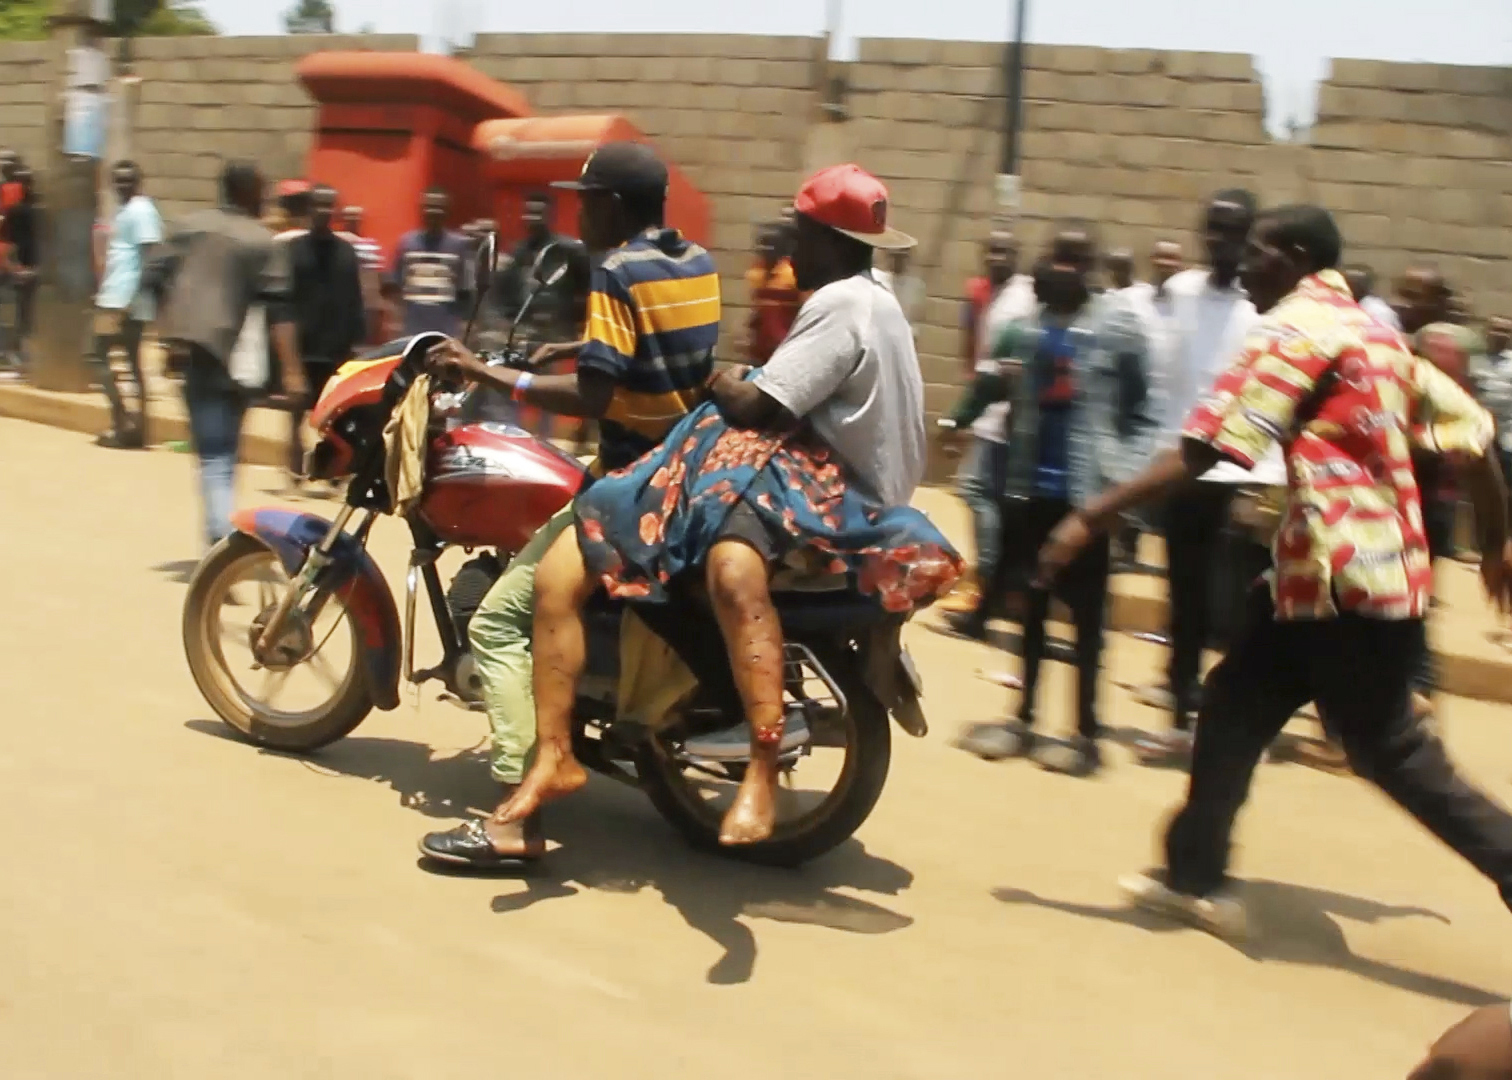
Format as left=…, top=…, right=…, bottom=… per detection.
left=0, top=163, right=39, bottom=373
left=1345, top=263, right=1401, bottom=331
left=744, top=218, right=802, bottom=364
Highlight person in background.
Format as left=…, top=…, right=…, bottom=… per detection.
left=938, top=230, right=1036, bottom=629
left=341, top=205, right=383, bottom=272
left=284, top=184, right=366, bottom=487
left=1036, top=203, right=1512, bottom=942
left=1345, top=263, right=1402, bottom=331
left=154, top=161, right=306, bottom=552
left=1480, top=317, right=1512, bottom=529
left=744, top=220, right=803, bottom=364
left=1131, top=190, right=1275, bottom=766
left=1399, top=266, right=1484, bottom=717
left=953, top=225, right=1156, bottom=778
left=272, top=180, right=313, bottom=241
left=0, top=164, right=39, bottom=372
left=388, top=187, right=472, bottom=339
left=1103, top=248, right=1136, bottom=292
left=1113, top=239, right=1186, bottom=569
left=91, top=160, right=164, bottom=449
left=873, top=246, right=925, bottom=329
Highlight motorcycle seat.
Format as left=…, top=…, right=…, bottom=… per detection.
left=771, top=591, right=890, bottom=634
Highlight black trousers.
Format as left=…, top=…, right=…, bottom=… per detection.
left=288, top=359, right=337, bottom=476
left=1164, top=582, right=1512, bottom=907
left=1002, top=495, right=1111, bottom=739
left=1162, top=483, right=1236, bottom=729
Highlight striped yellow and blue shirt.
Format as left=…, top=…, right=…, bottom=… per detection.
left=579, top=227, right=720, bottom=471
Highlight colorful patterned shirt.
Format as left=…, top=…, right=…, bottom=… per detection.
left=1183, top=270, right=1493, bottom=620
left=579, top=227, right=720, bottom=471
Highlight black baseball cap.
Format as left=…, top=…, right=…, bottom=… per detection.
left=552, top=141, right=668, bottom=204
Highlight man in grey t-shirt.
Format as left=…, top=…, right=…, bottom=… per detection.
left=755, top=268, right=925, bottom=507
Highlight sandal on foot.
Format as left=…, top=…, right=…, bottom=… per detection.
left=418, top=818, right=543, bottom=868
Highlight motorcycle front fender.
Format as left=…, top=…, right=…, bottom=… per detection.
left=229, top=508, right=402, bottom=711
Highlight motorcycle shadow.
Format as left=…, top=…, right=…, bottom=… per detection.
left=189, top=723, right=917, bottom=986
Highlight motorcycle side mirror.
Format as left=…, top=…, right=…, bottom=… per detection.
left=529, top=240, right=560, bottom=285
left=461, top=232, right=497, bottom=349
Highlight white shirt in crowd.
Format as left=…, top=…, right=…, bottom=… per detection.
left=1160, top=267, right=1285, bottom=485
left=970, top=272, right=1037, bottom=444
left=1359, top=293, right=1402, bottom=332
left=756, top=272, right=927, bottom=508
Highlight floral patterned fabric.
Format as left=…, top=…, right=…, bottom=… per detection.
left=573, top=391, right=964, bottom=614
left=1183, top=270, right=1493, bottom=620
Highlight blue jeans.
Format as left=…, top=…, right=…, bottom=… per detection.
left=181, top=348, right=247, bottom=551
left=955, top=436, right=1008, bottom=578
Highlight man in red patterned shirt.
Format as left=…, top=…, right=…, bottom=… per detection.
left=1037, top=204, right=1512, bottom=942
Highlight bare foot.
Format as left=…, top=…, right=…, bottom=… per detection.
left=720, top=754, right=778, bottom=845
left=495, top=744, right=588, bottom=825
left=484, top=784, right=547, bottom=858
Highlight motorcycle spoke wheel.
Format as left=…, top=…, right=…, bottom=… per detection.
left=197, top=547, right=361, bottom=730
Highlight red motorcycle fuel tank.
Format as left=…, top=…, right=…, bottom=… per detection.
left=421, top=421, right=588, bottom=552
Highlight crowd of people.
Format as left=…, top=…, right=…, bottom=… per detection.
left=8, top=138, right=1512, bottom=1074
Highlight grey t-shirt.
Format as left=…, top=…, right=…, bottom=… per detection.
left=755, top=273, right=926, bottom=507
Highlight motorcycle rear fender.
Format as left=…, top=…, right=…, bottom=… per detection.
left=229, top=508, right=402, bottom=711
left=860, top=620, right=927, bottom=738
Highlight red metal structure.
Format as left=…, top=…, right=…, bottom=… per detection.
left=296, top=52, right=532, bottom=260
left=295, top=53, right=712, bottom=261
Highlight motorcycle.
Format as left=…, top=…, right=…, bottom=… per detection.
left=182, top=235, right=929, bottom=867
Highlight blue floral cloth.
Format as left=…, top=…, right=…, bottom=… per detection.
left=574, top=398, right=963, bottom=613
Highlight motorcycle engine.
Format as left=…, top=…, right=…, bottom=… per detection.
left=445, top=553, right=504, bottom=643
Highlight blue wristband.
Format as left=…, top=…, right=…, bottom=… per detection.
left=512, top=371, right=534, bottom=403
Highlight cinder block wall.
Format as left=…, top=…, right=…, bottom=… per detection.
left=0, top=32, right=1506, bottom=434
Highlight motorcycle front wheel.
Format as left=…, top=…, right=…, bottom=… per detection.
left=635, top=648, right=891, bottom=868
left=183, top=533, right=374, bottom=752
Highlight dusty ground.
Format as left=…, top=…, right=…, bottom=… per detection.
left=3, top=417, right=1511, bottom=1080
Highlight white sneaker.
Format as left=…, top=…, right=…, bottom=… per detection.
left=682, top=714, right=811, bottom=761
left=1118, top=870, right=1249, bottom=945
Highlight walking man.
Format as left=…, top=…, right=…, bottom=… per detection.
left=1036, top=204, right=1512, bottom=941
left=92, top=161, right=164, bottom=448
left=155, top=161, right=306, bottom=551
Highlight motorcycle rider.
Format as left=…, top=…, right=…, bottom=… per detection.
left=494, top=164, right=954, bottom=846
left=418, top=142, right=721, bottom=867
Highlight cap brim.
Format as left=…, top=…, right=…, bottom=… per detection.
left=831, top=224, right=917, bottom=251
left=549, top=179, right=593, bottom=191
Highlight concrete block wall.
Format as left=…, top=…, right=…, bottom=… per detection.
left=1311, top=59, right=1512, bottom=322
left=126, top=34, right=419, bottom=219
left=471, top=33, right=822, bottom=350
left=840, top=40, right=1277, bottom=418
left=0, top=31, right=1506, bottom=430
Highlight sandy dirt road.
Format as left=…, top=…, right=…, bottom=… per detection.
left=2, top=417, right=1510, bottom=1079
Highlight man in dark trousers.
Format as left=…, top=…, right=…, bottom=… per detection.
left=1036, top=204, right=1512, bottom=943
left=285, top=183, right=366, bottom=484
left=155, top=161, right=306, bottom=552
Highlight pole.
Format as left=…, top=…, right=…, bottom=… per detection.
left=32, top=0, right=109, bottom=393
left=996, top=0, right=1028, bottom=214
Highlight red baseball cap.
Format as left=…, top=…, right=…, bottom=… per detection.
left=793, top=164, right=915, bottom=251
left=276, top=179, right=312, bottom=198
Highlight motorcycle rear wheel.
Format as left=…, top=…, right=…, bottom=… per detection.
left=635, top=649, right=891, bottom=868
left=183, top=533, right=375, bottom=753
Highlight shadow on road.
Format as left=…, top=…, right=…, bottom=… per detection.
left=993, top=879, right=1500, bottom=1007
left=185, top=723, right=916, bottom=986
left=152, top=559, right=200, bottom=585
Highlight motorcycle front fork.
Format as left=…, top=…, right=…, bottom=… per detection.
left=253, top=506, right=371, bottom=660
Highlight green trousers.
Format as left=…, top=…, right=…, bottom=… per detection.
left=468, top=505, right=575, bottom=784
